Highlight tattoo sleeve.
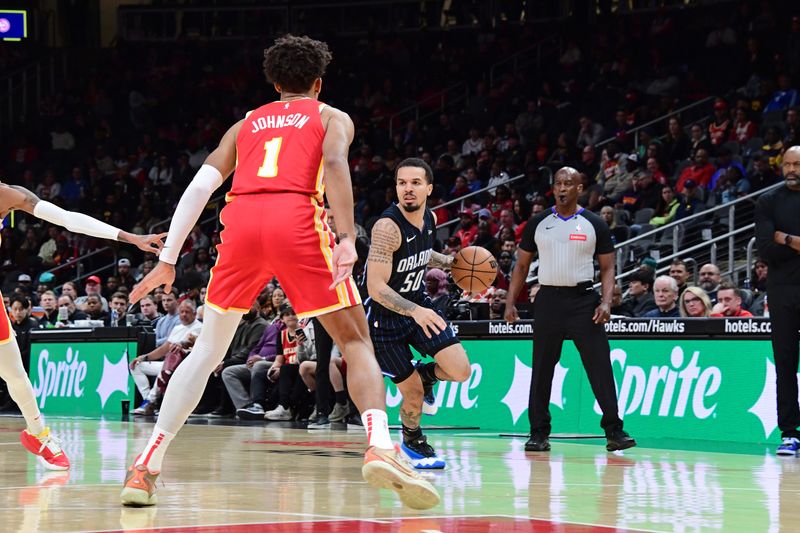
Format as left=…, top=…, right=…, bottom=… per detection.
left=428, top=251, right=453, bottom=270
left=8, top=185, right=40, bottom=213
left=367, top=218, right=419, bottom=317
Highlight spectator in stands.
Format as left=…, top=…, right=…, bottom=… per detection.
left=708, top=100, right=732, bottom=151
left=750, top=257, right=768, bottom=293
left=10, top=295, right=38, bottom=335
left=663, top=117, right=691, bottom=163
left=679, top=286, right=713, bottom=317
left=75, top=276, right=109, bottom=312
left=649, top=185, right=679, bottom=227
left=57, top=294, right=87, bottom=323
left=676, top=149, right=715, bottom=192
left=748, top=154, right=779, bottom=191
left=489, top=289, right=507, bottom=320
left=688, top=124, right=712, bottom=159
left=576, top=116, right=606, bottom=149
left=38, top=290, right=58, bottom=327
left=764, top=73, right=799, bottom=113
left=619, top=269, right=657, bottom=317
left=709, top=147, right=747, bottom=190
left=153, top=291, right=180, bottom=347
left=762, top=127, right=785, bottom=171
left=107, top=292, right=129, bottom=327
left=83, top=294, right=109, bottom=323
left=710, top=284, right=754, bottom=317
left=620, top=171, right=660, bottom=216
left=730, top=107, right=757, bottom=145
left=474, top=220, right=501, bottom=259
left=449, top=175, right=470, bottom=199
left=130, top=299, right=202, bottom=416
left=713, top=166, right=751, bottom=204
left=646, top=157, right=667, bottom=186
left=60, top=281, right=78, bottom=301
left=675, top=180, right=705, bottom=219
left=424, top=268, right=450, bottom=315
left=579, top=145, right=600, bottom=180
left=134, top=295, right=161, bottom=326
left=600, top=206, right=629, bottom=245
left=784, top=107, right=800, bottom=147
left=265, top=305, right=314, bottom=421
left=668, top=259, right=691, bottom=296
left=699, top=263, right=723, bottom=303
left=602, top=154, right=638, bottom=204
left=117, top=258, right=136, bottom=289
left=610, top=284, right=624, bottom=316
left=642, top=276, right=680, bottom=317
left=462, top=128, right=484, bottom=156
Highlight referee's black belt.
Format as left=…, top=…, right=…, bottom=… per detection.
left=540, top=281, right=595, bottom=294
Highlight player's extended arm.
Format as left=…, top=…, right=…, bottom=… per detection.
left=366, top=218, right=418, bottom=316
left=157, top=121, right=241, bottom=266
left=0, top=184, right=165, bottom=254
left=428, top=251, right=454, bottom=270
left=504, top=248, right=534, bottom=322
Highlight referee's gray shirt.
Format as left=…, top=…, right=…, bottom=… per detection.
left=519, top=206, right=614, bottom=287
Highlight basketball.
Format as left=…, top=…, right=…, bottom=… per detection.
left=451, top=246, right=498, bottom=293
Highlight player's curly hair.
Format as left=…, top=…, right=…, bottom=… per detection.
left=263, top=35, right=332, bottom=93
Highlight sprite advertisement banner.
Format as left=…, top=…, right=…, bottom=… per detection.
left=29, top=341, right=136, bottom=417
left=386, top=338, right=786, bottom=443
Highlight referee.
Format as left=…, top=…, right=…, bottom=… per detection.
left=505, top=166, right=636, bottom=452
left=754, top=145, right=800, bottom=456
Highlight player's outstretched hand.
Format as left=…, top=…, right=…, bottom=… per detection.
left=329, top=238, right=357, bottom=290
left=504, top=302, right=519, bottom=323
left=120, top=231, right=168, bottom=255
left=130, top=261, right=176, bottom=304
left=411, top=307, right=447, bottom=339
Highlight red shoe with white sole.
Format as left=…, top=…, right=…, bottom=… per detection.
left=20, top=427, right=70, bottom=471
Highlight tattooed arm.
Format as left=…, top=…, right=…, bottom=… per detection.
left=366, top=218, right=418, bottom=315
left=367, top=218, right=447, bottom=338
left=428, top=251, right=453, bottom=270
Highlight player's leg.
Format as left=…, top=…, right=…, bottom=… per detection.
left=328, top=356, right=350, bottom=422
left=0, top=338, right=69, bottom=470
left=395, top=372, right=446, bottom=469
left=121, top=307, right=243, bottom=506
left=316, top=306, right=440, bottom=509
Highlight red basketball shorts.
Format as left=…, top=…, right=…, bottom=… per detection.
left=0, top=290, right=11, bottom=344
left=205, top=194, right=361, bottom=319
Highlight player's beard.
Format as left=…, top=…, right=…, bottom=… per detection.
left=400, top=199, right=424, bottom=212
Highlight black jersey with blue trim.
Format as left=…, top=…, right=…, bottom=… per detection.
left=364, top=203, right=435, bottom=313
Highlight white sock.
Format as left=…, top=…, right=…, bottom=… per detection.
left=135, top=425, right=176, bottom=472
left=0, top=340, right=45, bottom=434
left=361, top=409, right=393, bottom=449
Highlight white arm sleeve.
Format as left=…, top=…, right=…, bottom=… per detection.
left=159, top=164, right=225, bottom=265
left=33, top=201, right=121, bottom=241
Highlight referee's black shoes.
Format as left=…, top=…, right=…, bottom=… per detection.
left=525, top=433, right=551, bottom=452
left=605, top=429, right=637, bottom=451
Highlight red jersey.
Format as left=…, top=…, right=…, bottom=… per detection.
left=280, top=329, right=299, bottom=364
left=231, top=98, right=326, bottom=201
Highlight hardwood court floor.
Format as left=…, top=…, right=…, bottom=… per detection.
left=0, top=416, right=796, bottom=532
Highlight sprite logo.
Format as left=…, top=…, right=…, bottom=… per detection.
left=600, top=346, right=722, bottom=419
left=32, top=347, right=88, bottom=408
left=387, top=363, right=482, bottom=409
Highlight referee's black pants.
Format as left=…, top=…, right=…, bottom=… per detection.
left=529, top=285, right=623, bottom=436
left=766, top=284, right=800, bottom=438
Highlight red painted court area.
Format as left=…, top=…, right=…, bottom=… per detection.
left=102, top=517, right=630, bottom=533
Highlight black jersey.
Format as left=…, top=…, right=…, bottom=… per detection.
left=364, top=203, right=435, bottom=313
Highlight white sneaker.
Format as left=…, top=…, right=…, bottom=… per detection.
left=264, top=404, right=292, bottom=421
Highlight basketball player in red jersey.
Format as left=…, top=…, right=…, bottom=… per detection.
left=122, top=35, right=440, bottom=510
left=0, top=183, right=165, bottom=471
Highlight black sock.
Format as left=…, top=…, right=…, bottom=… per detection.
left=417, top=361, right=438, bottom=383
left=335, top=390, right=348, bottom=405
left=402, top=424, right=422, bottom=443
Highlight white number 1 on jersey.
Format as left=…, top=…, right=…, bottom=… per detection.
left=257, top=137, right=283, bottom=178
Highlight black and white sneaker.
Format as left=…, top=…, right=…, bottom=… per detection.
left=415, top=362, right=438, bottom=416
left=236, top=404, right=265, bottom=420
left=400, top=434, right=446, bottom=469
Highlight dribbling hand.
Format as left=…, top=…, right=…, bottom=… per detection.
left=129, top=261, right=176, bottom=304
left=329, top=238, right=357, bottom=290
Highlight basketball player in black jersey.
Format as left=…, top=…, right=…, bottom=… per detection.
left=364, top=158, right=471, bottom=469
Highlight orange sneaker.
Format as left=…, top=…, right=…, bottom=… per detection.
left=20, top=427, right=70, bottom=471
left=362, top=444, right=440, bottom=510
left=120, top=457, right=160, bottom=507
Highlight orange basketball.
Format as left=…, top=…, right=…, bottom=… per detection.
left=451, top=246, right=497, bottom=293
